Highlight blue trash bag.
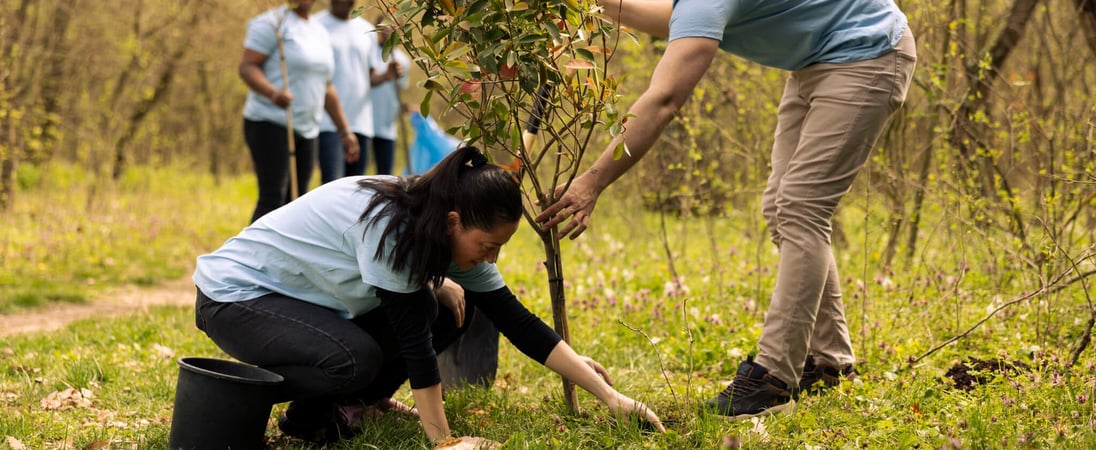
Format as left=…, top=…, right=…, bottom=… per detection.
left=407, top=112, right=462, bottom=175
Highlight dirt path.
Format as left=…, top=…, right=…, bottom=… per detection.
left=0, top=277, right=195, bottom=337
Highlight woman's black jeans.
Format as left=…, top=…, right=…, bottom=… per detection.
left=195, top=289, right=468, bottom=409
left=243, top=119, right=317, bottom=223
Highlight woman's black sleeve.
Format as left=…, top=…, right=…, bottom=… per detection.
left=465, top=286, right=561, bottom=364
left=375, top=288, right=440, bottom=389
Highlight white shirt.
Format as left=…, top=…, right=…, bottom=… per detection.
left=315, top=11, right=385, bottom=136
left=241, top=6, right=334, bottom=138
left=193, top=176, right=506, bottom=319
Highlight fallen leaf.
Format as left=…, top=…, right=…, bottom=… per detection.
left=5, top=436, right=27, bottom=450
left=151, top=344, right=175, bottom=359
left=40, top=388, right=93, bottom=410
left=83, top=441, right=109, bottom=450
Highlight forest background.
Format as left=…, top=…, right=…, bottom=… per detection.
left=1, top=0, right=1095, bottom=448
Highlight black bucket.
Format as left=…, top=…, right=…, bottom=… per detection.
left=168, top=357, right=284, bottom=450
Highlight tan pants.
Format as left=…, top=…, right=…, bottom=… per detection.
left=756, top=29, right=917, bottom=385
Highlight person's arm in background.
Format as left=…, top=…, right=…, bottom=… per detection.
left=323, top=83, right=361, bottom=162
left=239, top=49, right=293, bottom=108
left=597, top=0, right=673, bottom=38
left=535, top=36, right=720, bottom=238
left=370, top=61, right=404, bottom=86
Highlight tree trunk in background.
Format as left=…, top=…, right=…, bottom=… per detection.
left=35, top=1, right=77, bottom=163
left=112, top=44, right=185, bottom=179
left=1077, top=0, right=1096, bottom=57
left=950, top=0, right=1039, bottom=240
left=110, top=2, right=197, bottom=179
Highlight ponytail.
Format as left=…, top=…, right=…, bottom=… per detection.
left=358, top=147, right=522, bottom=287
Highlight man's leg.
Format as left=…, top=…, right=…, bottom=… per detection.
left=757, top=31, right=916, bottom=385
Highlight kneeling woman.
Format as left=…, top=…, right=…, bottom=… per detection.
left=192, top=146, right=664, bottom=444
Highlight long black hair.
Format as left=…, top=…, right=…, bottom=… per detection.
left=357, top=146, right=523, bottom=287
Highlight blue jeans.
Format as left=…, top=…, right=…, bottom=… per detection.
left=370, top=137, right=396, bottom=176
left=194, top=289, right=469, bottom=407
left=317, top=131, right=369, bottom=184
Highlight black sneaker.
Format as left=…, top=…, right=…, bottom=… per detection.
left=705, top=357, right=795, bottom=420
left=797, top=355, right=856, bottom=396
left=277, top=401, right=362, bottom=443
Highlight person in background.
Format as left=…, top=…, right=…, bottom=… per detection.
left=239, top=0, right=358, bottom=223
left=193, top=147, right=665, bottom=444
left=315, top=0, right=404, bottom=184
left=370, top=18, right=411, bottom=176
left=537, top=0, right=916, bottom=420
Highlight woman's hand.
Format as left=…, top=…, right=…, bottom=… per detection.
left=577, top=355, right=613, bottom=386
left=434, top=278, right=466, bottom=327
left=364, top=397, right=419, bottom=419
left=269, top=89, right=294, bottom=109
left=434, top=436, right=502, bottom=449
left=604, top=392, right=666, bottom=433
left=340, top=131, right=360, bottom=164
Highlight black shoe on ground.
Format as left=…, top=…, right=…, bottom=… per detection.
left=705, top=357, right=795, bottom=421
left=277, top=401, right=362, bottom=444
left=797, top=355, right=857, bottom=396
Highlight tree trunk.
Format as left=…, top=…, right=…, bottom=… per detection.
left=540, top=229, right=578, bottom=414
left=950, top=0, right=1039, bottom=240
left=35, top=0, right=77, bottom=163
left=0, top=144, right=14, bottom=211
left=1076, top=0, right=1096, bottom=57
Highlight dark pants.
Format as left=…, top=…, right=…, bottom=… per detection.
left=195, top=289, right=468, bottom=408
left=243, top=119, right=317, bottom=223
left=317, top=131, right=369, bottom=183
left=370, top=136, right=396, bottom=176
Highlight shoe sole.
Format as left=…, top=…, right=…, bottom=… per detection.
left=719, top=399, right=796, bottom=422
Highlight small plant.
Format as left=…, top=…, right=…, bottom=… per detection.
left=372, top=0, right=630, bottom=413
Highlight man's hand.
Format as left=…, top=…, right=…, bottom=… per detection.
left=534, top=173, right=602, bottom=240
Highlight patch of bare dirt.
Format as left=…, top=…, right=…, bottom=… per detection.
left=944, top=357, right=1031, bottom=391
left=0, top=277, right=195, bottom=337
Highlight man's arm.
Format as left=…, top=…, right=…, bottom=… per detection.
left=598, top=0, right=673, bottom=38
left=536, top=37, right=720, bottom=238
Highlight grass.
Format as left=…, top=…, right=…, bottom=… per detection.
left=1, top=162, right=1094, bottom=448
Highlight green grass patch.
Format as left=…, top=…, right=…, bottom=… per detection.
left=1, top=163, right=1094, bottom=448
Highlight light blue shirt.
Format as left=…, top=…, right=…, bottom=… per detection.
left=315, top=11, right=384, bottom=136
left=193, top=176, right=506, bottom=319
left=371, top=47, right=411, bottom=140
left=242, top=6, right=334, bottom=139
left=669, top=0, right=907, bottom=71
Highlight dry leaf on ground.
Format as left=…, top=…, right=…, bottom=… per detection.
left=40, top=388, right=94, bottom=410
left=5, top=436, right=27, bottom=450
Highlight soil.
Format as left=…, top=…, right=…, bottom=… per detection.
left=943, top=356, right=1031, bottom=391
left=0, top=277, right=195, bottom=337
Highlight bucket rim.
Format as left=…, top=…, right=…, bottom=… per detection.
left=177, top=356, right=284, bottom=386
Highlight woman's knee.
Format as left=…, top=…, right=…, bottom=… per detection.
left=325, top=340, right=386, bottom=393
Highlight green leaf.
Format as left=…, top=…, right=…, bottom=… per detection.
left=574, top=47, right=595, bottom=62
left=420, top=90, right=433, bottom=117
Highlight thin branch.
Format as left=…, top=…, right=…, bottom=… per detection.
left=618, top=320, right=678, bottom=404
left=910, top=267, right=1096, bottom=364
